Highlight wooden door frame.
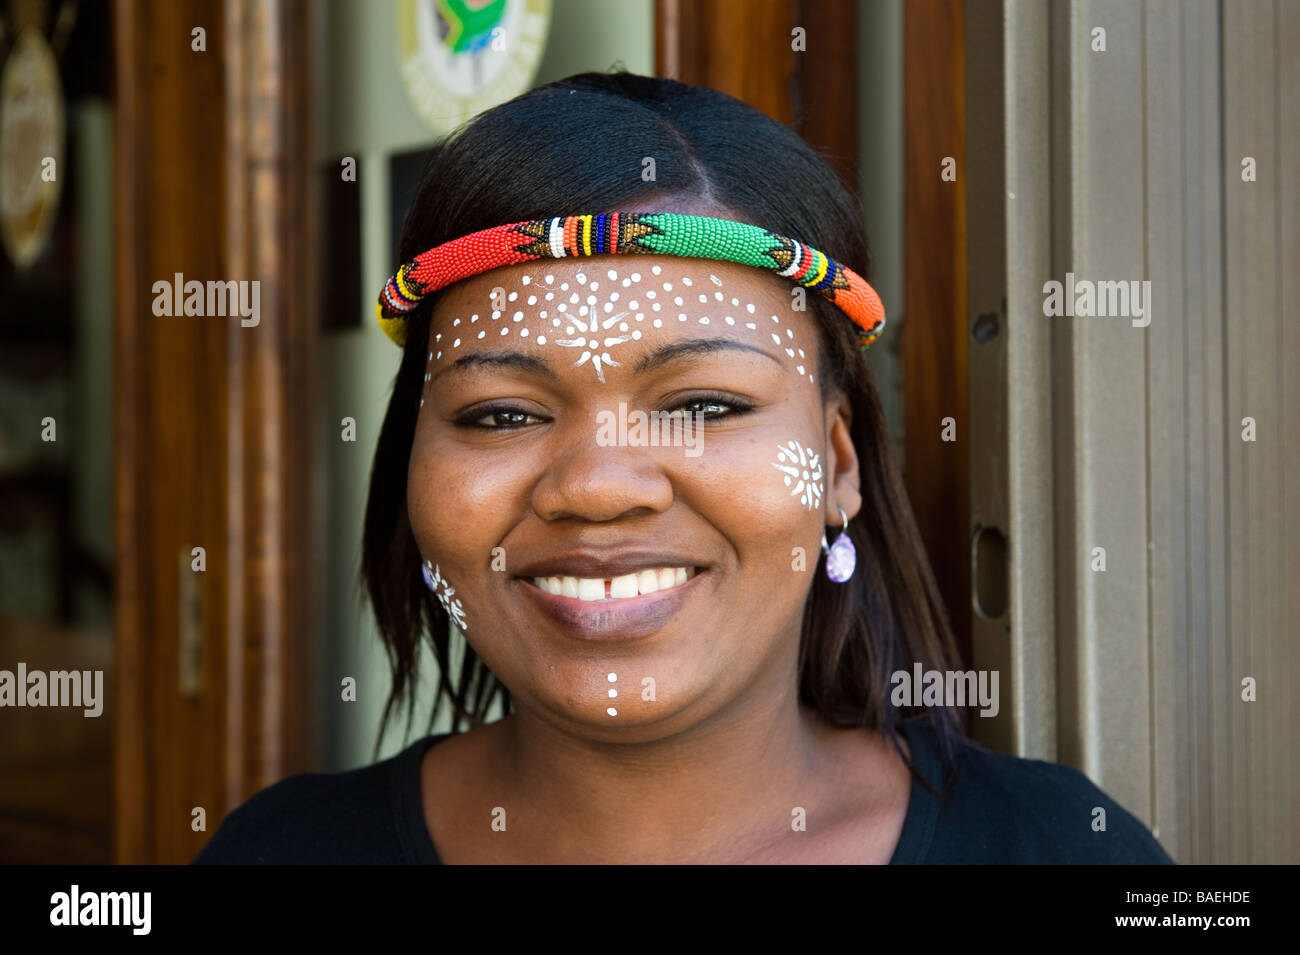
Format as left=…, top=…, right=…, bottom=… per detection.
left=112, top=0, right=319, bottom=864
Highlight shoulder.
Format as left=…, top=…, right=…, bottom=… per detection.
left=192, top=738, right=432, bottom=864
left=902, top=720, right=1174, bottom=864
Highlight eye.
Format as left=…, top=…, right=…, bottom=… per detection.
left=455, top=404, right=547, bottom=430
left=664, top=392, right=755, bottom=420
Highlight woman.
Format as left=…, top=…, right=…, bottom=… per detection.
left=195, top=71, right=1170, bottom=864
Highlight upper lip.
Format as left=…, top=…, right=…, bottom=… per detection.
left=513, top=549, right=705, bottom=580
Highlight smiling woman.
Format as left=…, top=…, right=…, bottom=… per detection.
left=193, top=71, right=1171, bottom=865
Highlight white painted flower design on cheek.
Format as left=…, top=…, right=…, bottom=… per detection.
left=422, top=560, right=469, bottom=632
left=772, top=440, right=824, bottom=510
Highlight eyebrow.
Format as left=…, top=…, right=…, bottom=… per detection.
left=433, top=338, right=782, bottom=382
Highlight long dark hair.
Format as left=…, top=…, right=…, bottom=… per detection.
left=362, top=71, right=965, bottom=786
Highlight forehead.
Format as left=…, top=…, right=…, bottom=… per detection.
left=425, top=256, right=818, bottom=385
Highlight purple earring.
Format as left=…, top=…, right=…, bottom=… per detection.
left=821, top=507, right=856, bottom=583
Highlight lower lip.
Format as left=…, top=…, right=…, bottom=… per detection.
left=517, top=571, right=707, bottom=641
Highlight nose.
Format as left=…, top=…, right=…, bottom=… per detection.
left=530, top=429, right=675, bottom=523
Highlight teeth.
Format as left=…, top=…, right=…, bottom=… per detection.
left=609, top=573, right=639, bottom=599
left=533, top=567, right=697, bottom=601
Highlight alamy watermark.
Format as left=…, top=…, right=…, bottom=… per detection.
left=1042, top=272, right=1152, bottom=327
left=151, top=273, right=260, bottom=327
left=595, top=401, right=706, bottom=457
left=0, top=663, right=103, bottom=717
left=891, top=663, right=999, bottom=718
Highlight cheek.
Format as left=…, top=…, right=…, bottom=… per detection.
left=406, top=431, right=524, bottom=560
left=681, top=433, right=827, bottom=564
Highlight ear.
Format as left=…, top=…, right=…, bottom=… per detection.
left=823, top=391, right=861, bottom=525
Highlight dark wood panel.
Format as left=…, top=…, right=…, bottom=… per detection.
left=113, top=0, right=318, bottom=864
left=903, top=0, right=971, bottom=669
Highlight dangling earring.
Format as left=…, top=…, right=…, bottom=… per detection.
left=821, top=507, right=856, bottom=583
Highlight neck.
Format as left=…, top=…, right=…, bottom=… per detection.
left=491, top=682, right=833, bottom=863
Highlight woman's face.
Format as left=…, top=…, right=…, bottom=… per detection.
left=408, top=255, right=861, bottom=740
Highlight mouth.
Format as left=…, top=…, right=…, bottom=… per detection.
left=529, top=566, right=699, bottom=601
left=516, top=565, right=707, bottom=641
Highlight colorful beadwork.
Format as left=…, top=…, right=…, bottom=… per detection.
left=377, top=213, right=886, bottom=350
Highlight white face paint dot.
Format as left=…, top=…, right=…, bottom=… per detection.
left=508, top=291, right=518, bottom=302
left=477, top=330, right=486, bottom=339
left=436, top=351, right=441, bottom=359
left=797, top=365, right=805, bottom=375
left=652, top=302, right=661, bottom=312
left=663, top=282, right=673, bottom=291
left=710, top=274, right=722, bottom=286
left=552, top=318, right=561, bottom=326
left=607, top=269, right=617, bottom=280
left=502, top=327, right=510, bottom=335
left=540, top=310, right=548, bottom=318
left=619, top=322, right=628, bottom=332
left=645, top=290, right=656, bottom=299
left=632, top=329, right=642, bottom=339
left=731, top=297, right=740, bottom=306
left=603, top=302, right=613, bottom=313
left=521, top=328, right=529, bottom=337
left=651, top=265, right=661, bottom=275
left=699, top=317, right=710, bottom=324
left=537, top=334, right=546, bottom=344
left=544, top=274, right=554, bottom=284
left=653, top=318, right=663, bottom=328
left=589, top=281, right=599, bottom=291
left=608, top=672, right=617, bottom=682
left=575, top=272, right=586, bottom=284
left=527, top=295, right=537, bottom=305
left=634, top=313, right=644, bottom=322
left=453, top=338, right=461, bottom=347
left=513, top=311, right=523, bottom=321
left=746, top=322, right=757, bottom=330
left=610, top=292, right=619, bottom=302
left=725, top=316, right=735, bottom=325
left=771, top=315, right=780, bottom=323
left=565, top=325, right=575, bottom=335
left=675, top=296, right=684, bottom=306
left=698, top=294, right=708, bottom=303
left=545, top=291, right=554, bottom=301
left=560, top=282, right=569, bottom=291
left=628, top=300, right=638, bottom=309
left=714, top=291, right=724, bottom=301
left=558, top=302, right=567, bottom=312
left=521, top=275, right=531, bottom=285
left=453, top=318, right=461, bottom=326
left=607, top=708, right=618, bottom=717
left=678, top=314, right=687, bottom=321
left=772, top=333, right=782, bottom=344
left=570, top=292, right=580, bottom=303
left=631, top=272, right=641, bottom=282
left=682, top=276, right=692, bottom=286
left=578, top=305, right=588, bottom=316
left=747, top=303, right=756, bottom=314
left=622, top=277, right=631, bottom=287
left=608, top=689, right=617, bottom=698
left=787, top=328, right=794, bottom=338
left=798, top=348, right=805, bottom=358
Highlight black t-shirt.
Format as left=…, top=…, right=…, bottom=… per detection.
left=192, top=717, right=1173, bottom=864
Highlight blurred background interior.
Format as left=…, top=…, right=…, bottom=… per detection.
left=0, top=0, right=1295, bottom=864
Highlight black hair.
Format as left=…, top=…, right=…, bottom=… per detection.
left=361, top=71, right=965, bottom=792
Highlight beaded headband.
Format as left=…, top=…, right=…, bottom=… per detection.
left=376, top=212, right=885, bottom=350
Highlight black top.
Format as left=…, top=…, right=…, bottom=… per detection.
left=192, top=718, right=1173, bottom=864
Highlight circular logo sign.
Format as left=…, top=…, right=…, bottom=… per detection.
left=397, top=0, right=551, bottom=133
left=0, top=28, right=65, bottom=269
